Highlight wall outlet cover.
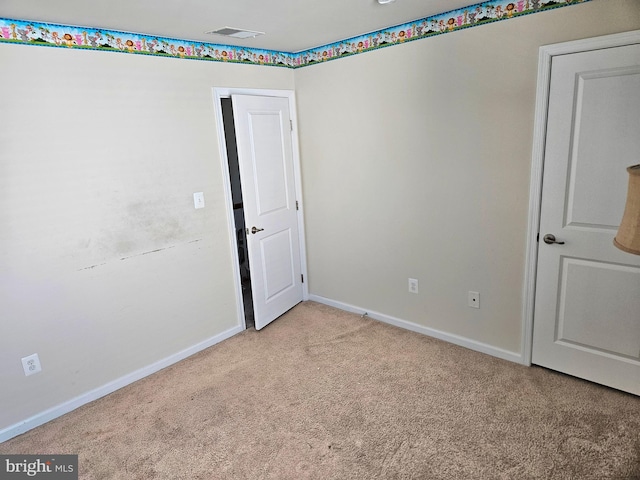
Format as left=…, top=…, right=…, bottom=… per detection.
left=468, top=291, right=480, bottom=309
left=21, top=353, right=42, bottom=376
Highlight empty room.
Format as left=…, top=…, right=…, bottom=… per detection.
left=1, top=0, right=640, bottom=478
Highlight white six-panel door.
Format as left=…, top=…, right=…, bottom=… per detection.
left=531, top=43, right=640, bottom=395
left=231, top=94, right=303, bottom=330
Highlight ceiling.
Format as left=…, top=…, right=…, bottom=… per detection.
left=0, top=0, right=475, bottom=53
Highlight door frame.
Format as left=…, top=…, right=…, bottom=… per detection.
left=212, top=87, right=309, bottom=330
left=522, top=29, right=640, bottom=366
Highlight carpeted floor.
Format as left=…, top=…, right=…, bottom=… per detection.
left=2, top=301, right=640, bottom=479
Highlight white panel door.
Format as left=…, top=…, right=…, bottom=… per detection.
left=232, top=95, right=303, bottom=330
left=532, top=44, right=640, bottom=395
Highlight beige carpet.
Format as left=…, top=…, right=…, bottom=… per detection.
left=2, top=301, right=640, bottom=479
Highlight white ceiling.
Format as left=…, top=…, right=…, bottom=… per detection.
left=0, top=0, right=475, bottom=52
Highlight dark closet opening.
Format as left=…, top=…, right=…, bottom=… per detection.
left=221, top=98, right=254, bottom=329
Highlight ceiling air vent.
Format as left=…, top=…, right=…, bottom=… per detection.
left=205, top=27, right=264, bottom=39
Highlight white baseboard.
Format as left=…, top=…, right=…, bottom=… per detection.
left=308, top=294, right=523, bottom=364
left=0, top=324, right=244, bottom=444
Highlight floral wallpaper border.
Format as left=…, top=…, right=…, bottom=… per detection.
left=0, top=0, right=589, bottom=69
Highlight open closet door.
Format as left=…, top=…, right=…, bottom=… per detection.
left=231, top=94, right=303, bottom=330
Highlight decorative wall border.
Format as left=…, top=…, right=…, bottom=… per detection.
left=0, top=0, right=589, bottom=69
left=0, top=18, right=295, bottom=67
left=296, top=0, right=589, bottom=66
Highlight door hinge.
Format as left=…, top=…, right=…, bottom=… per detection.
left=290, top=120, right=293, bottom=131
left=301, top=274, right=304, bottom=283
left=536, top=233, right=539, bottom=242
left=296, top=200, right=299, bottom=211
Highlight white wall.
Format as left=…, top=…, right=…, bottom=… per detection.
left=294, top=0, right=640, bottom=355
left=0, top=44, right=294, bottom=434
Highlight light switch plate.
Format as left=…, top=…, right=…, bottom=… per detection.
left=194, top=192, right=205, bottom=209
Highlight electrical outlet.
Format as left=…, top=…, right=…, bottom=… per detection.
left=468, top=291, right=480, bottom=309
left=408, top=278, right=419, bottom=294
left=21, top=353, right=42, bottom=376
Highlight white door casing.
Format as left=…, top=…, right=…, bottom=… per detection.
left=231, top=94, right=304, bottom=330
left=528, top=36, right=640, bottom=394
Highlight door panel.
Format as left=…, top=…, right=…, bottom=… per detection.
left=249, top=112, right=290, bottom=215
left=557, top=258, right=640, bottom=360
left=532, top=43, right=640, bottom=395
left=260, top=229, right=296, bottom=300
left=232, top=94, right=303, bottom=330
left=566, top=66, right=640, bottom=229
